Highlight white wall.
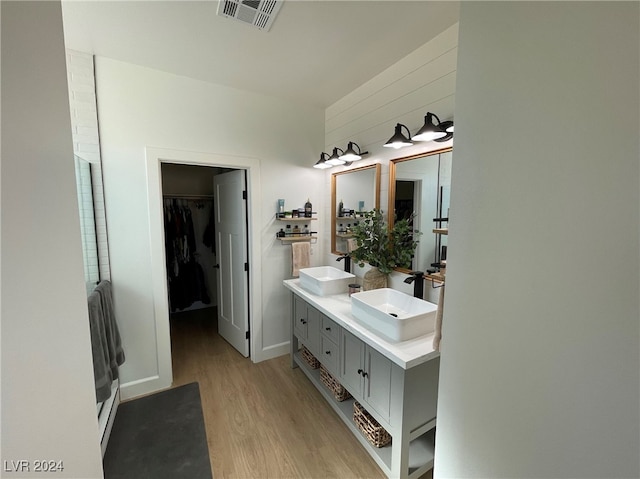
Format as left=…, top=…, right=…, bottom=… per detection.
left=436, top=3, right=639, bottom=478
left=323, top=23, right=458, bottom=303
left=1, top=1, right=103, bottom=476
left=94, top=57, right=324, bottom=397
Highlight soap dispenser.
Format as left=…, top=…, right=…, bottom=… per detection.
left=304, top=198, right=312, bottom=218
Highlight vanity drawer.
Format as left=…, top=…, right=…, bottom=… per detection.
left=320, top=336, right=339, bottom=377
left=321, top=314, right=340, bottom=343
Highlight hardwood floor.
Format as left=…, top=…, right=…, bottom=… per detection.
left=169, top=308, right=433, bottom=479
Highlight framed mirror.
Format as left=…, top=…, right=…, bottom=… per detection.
left=388, top=147, right=452, bottom=273
left=331, top=164, right=381, bottom=254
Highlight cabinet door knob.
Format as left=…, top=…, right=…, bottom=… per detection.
left=325, top=350, right=331, bottom=355
left=325, top=327, right=331, bottom=331
left=300, top=319, right=306, bottom=324
left=357, top=368, right=363, bottom=375
left=362, top=371, right=368, bottom=378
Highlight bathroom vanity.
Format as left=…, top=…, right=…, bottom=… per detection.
left=284, top=279, right=440, bottom=479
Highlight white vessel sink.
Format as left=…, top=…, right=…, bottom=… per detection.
left=351, top=288, right=438, bottom=341
left=298, top=266, right=356, bottom=296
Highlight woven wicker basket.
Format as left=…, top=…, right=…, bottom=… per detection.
left=353, top=401, right=392, bottom=448
left=300, top=346, right=320, bottom=369
left=320, top=365, right=352, bottom=402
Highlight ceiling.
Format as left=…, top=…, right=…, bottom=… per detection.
left=61, top=1, right=460, bottom=108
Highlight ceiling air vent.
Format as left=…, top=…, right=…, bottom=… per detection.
left=217, top=0, right=283, bottom=32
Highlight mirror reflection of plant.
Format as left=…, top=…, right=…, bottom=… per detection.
left=350, top=209, right=421, bottom=274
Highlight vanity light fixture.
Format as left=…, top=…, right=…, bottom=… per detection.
left=434, top=120, right=454, bottom=142
left=383, top=123, right=413, bottom=149
left=325, top=147, right=346, bottom=166
left=313, top=152, right=332, bottom=169
left=339, top=141, right=369, bottom=163
left=413, top=112, right=447, bottom=142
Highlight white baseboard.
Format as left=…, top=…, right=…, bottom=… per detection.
left=257, top=341, right=289, bottom=362
left=99, top=380, right=120, bottom=457
left=120, top=374, right=172, bottom=401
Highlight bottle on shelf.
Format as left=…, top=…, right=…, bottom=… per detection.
left=277, top=228, right=285, bottom=238
left=286, top=225, right=292, bottom=236
left=293, top=224, right=300, bottom=236
left=305, top=198, right=312, bottom=218
left=303, top=225, right=309, bottom=236
left=339, top=223, right=345, bottom=233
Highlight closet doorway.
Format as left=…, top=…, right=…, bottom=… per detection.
left=161, top=163, right=250, bottom=359
left=146, top=147, right=263, bottom=393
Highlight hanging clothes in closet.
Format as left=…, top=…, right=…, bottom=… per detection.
left=163, top=198, right=212, bottom=312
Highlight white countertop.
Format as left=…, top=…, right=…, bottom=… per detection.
left=284, top=279, right=440, bottom=369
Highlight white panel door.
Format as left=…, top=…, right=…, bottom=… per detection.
left=214, top=170, right=249, bottom=357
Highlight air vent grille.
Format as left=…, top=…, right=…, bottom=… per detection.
left=217, top=0, right=283, bottom=32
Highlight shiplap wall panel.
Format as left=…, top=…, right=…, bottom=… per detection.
left=324, top=23, right=458, bottom=159
left=326, top=24, right=459, bottom=121
left=326, top=73, right=456, bottom=149
left=326, top=47, right=458, bottom=135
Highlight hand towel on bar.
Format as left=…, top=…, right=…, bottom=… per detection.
left=291, top=241, right=310, bottom=277
left=346, top=238, right=358, bottom=253
left=88, top=290, right=113, bottom=403
left=95, top=280, right=125, bottom=377
left=433, top=284, right=445, bottom=352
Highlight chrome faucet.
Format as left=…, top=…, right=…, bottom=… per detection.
left=403, top=271, right=425, bottom=299
left=336, top=253, right=351, bottom=273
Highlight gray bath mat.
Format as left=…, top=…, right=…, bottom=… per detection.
left=103, top=382, right=212, bottom=479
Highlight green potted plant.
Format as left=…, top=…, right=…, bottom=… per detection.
left=350, top=209, right=421, bottom=290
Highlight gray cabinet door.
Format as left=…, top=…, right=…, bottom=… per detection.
left=293, top=295, right=308, bottom=342
left=320, top=335, right=339, bottom=376
left=340, top=329, right=364, bottom=398
left=321, top=314, right=340, bottom=343
left=306, top=305, right=321, bottom=358
left=364, top=346, right=392, bottom=422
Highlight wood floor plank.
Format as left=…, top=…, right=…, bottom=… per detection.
left=169, top=308, right=432, bottom=479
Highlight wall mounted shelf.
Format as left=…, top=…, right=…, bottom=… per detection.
left=432, top=228, right=448, bottom=235
left=425, top=273, right=445, bottom=283
left=276, top=217, right=317, bottom=221
left=277, top=235, right=318, bottom=245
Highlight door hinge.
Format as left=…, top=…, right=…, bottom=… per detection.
left=244, top=262, right=249, bottom=272
left=245, top=331, right=250, bottom=339
left=242, top=190, right=247, bottom=200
